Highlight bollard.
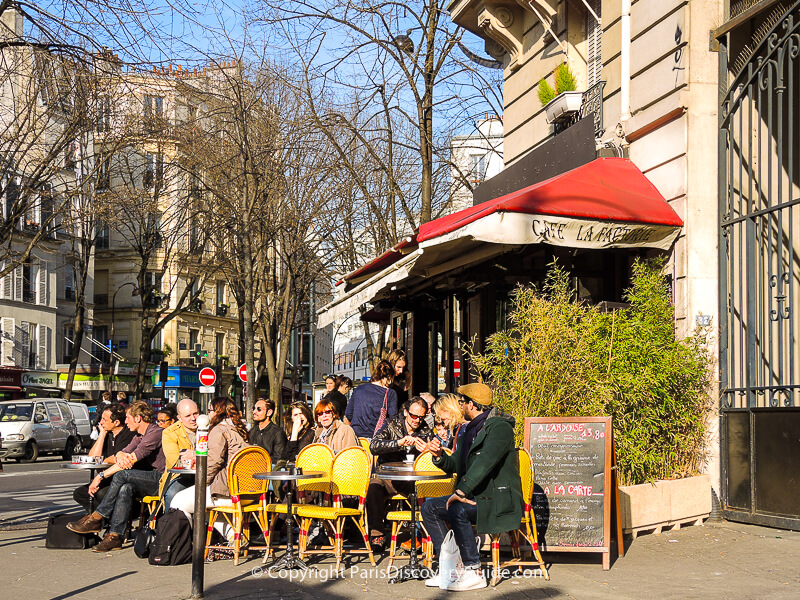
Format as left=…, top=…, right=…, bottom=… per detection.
left=191, top=413, right=210, bottom=599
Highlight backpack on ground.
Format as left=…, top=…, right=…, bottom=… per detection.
left=148, top=508, right=192, bottom=565
left=46, top=514, right=98, bottom=549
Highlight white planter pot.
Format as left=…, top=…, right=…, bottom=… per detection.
left=619, top=474, right=712, bottom=538
left=544, top=91, right=583, bottom=123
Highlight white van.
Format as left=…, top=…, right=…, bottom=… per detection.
left=0, top=399, right=80, bottom=462
left=68, top=402, right=93, bottom=451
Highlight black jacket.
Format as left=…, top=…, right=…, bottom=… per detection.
left=370, top=414, right=432, bottom=466
left=249, top=421, right=287, bottom=464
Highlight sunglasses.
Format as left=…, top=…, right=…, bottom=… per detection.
left=156, top=418, right=172, bottom=424
left=407, top=413, right=426, bottom=420
left=317, top=409, right=334, bottom=416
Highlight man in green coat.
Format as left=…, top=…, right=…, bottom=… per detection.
left=421, top=382, right=522, bottom=591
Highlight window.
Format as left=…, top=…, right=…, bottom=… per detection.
left=63, top=325, right=74, bottom=363
left=92, top=325, right=108, bottom=363
left=64, top=141, right=78, bottom=170
left=22, top=262, right=37, bottom=303
left=189, top=329, right=199, bottom=350
left=216, top=282, right=226, bottom=306
left=144, top=95, right=164, bottom=119
left=469, top=154, right=487, bottom=184
left=216, top=333, right=224, bottom=357
left=96, top=223, right=110, bottom=249
left=144, top=153, right=163, bottom=189
left=97, top=96, right=111, bottom=132
left=4, top=178, right=19, bottom=222
left=97, top=154, right=111, bottom=190
left=64, top=265, right=75, bottom=300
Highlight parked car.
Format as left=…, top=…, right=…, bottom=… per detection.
left=67, top=402, right=93, bottom=452
left=0, top=399, right=80, bottom=463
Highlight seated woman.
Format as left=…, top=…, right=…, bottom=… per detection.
left=171, top=397, right=250, bottom=542
left=345, top=359, right=398, bottom=439
left=313, top=399, right=358, bottom=453
left=365, top=396, right=432, bottom=550
left=156, top=404, right=177, bottom=428
left=432, top=393, right=466, bottom=450
left=283, top=402, right=316, bottom=462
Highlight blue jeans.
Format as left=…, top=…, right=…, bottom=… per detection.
left=163, top=475, right=193, bottom=511
left=421, top=494, right=480, bottom=569
left=95, top=469, right=160, bottom=536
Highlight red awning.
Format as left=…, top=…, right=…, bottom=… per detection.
left=418, top=157, right=682, bottom=248
left=321, top=158, right=682, bottom=326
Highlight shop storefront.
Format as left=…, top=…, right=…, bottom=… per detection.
left=21, top=371, right=61, bottom=399
left=318, top=157, right=683, bottom=397
left=0, top=368, right=24, bottom=401
left=152, top=366, right=202, bottom=405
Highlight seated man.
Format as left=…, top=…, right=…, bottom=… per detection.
left=67, top=401, right=165, bottom=553
left=249, top=398, right=287, bottom=465
left=421, top=383, right=522, bottom=591
left=72, top=402, right=136, bottom=514
left=366, top=396, right=432, bottom=550
left=159, top=399, right=199, bottom=509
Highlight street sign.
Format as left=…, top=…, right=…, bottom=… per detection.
left=453, top=359, right=461, bottom=377
left=199, top=367, right=216, bottom=386
left=199, top=385, right=215, bottom=394
left=237, top=364, right=247, bottom=382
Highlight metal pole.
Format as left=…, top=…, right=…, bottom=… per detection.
left=191, top=414, right=210, bottom=599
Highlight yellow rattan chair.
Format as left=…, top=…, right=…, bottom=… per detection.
left=385, top=450, right=456, bottom=568
left=295, top=446, right=376, bottom=570
left=204, top=446, right=272, bottom=566
left=262, top=443, right=334, bottom=561
left=486, top=448, right=549, bottom=586
left=358, top=437, right=376, bottom=469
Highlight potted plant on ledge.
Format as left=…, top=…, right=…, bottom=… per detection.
left=538, top=63, right=582, bottom=123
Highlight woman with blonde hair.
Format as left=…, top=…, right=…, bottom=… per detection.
left=432, top=393, right=466, bottom=450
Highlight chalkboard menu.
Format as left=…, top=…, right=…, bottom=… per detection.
left=524, top=416, right=616, bottom=568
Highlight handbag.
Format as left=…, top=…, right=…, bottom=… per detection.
left=134, top=491, right=168, bottom=558
left=372, top=387, right=390, bottom=437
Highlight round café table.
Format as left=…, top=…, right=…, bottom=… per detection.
left=254, top=470, right=323, bottom=571
left=61, top=461, right=111, bottom=512
left=379, top=461, right=417, bottom=472
left=374, top=469, right=450, bottom=583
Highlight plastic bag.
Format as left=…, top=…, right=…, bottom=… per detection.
left=438, top=530, right=462, bottom=589
left=90, top=428, right=99, bottom=441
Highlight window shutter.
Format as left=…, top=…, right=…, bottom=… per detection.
left=17, top=321, right=29, bottom=368
left=38, top=259, right=48, bottom=305
left=37, top=324, right=50, bottom=369
left=1, top=317, right=14, bottom=366
left=586, top=0, right=603, bottom=88
left=13, top=265, right=23, bottom=301
left=0, top=261, right=10, bottom=299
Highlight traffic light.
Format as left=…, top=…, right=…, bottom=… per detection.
left=193, top=343, right=208, bottom=365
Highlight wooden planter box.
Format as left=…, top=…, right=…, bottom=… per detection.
left=619, top=474, right=712, bottom=538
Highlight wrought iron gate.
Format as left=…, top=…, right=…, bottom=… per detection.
left=719, top=1, right=800, bottom=529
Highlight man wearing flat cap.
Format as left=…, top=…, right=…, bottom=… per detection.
left=421, top=382, right=522, bottom=591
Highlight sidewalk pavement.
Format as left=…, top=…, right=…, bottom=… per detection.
left=1, top=520, right=798, bottom=600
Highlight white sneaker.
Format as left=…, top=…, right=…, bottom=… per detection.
left=448, top=568, right=487, bottom=592
left=425, top=573, right=440, bottom=587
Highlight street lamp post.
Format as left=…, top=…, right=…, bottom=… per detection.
left=109, top=282, right=139, bottom=398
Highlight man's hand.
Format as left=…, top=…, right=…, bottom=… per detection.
left=116, top=452, right=135, bottom=470
left=397, top=435, right=415, bottom=448
left=413, top=437, right=428, bottom=453
left=427, top=437, right=443, bottom=457
left=89, top=475, right=103, bottom=496
left=446, top=492, right=476, bottom=510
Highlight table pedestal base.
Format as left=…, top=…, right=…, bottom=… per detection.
left=267, top=551, right=309, bottom=572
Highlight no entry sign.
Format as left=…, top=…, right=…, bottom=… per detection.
left=199, top=367, right=216, bottom=386
left=238, top=364, right=247, bottom=382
